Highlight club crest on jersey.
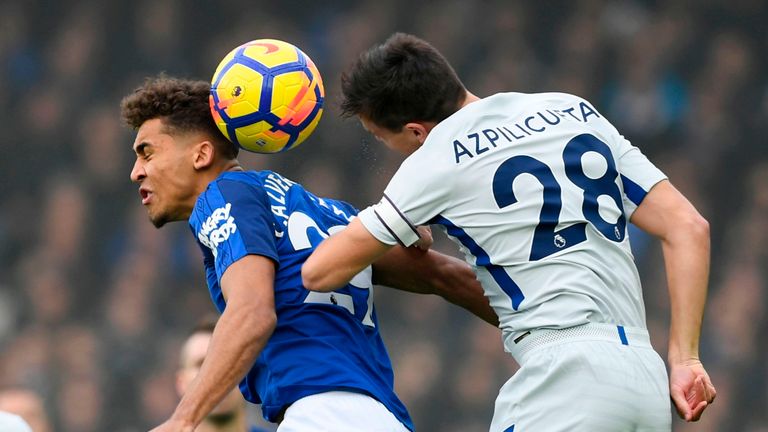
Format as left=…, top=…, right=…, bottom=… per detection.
left=198, top=203, right=237, bottom=257
left=554, top=234, right=566, bottom=248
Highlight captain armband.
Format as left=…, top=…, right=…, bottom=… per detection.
left=370, top=194, right=421, bottom=247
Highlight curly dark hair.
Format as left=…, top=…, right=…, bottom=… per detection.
left=120, top=75, right=238, bottom=159
left=340, top=33, right=466, bottom=132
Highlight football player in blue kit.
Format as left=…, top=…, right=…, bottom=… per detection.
left=302, top=33, right=717, bottom=431
left=121, top=76, right=496, bottom=432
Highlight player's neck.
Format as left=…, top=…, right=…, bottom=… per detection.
left=187, top=160, right=244, bottom=216
left=224, top=160, right=243, bottom=172
left=461, top=91, right=481, bottom=108
left=200, top=160, right=243, bottom=185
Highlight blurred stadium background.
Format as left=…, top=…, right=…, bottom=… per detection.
left=0, top=0, right=766, bottom=431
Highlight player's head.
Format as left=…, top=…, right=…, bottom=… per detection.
left=341, top=32, right=466, bottom=154
left=0, top=388, right=51, bottom=432
left=121, top=75, right=239, bottom=228
left=176, top=317, right=246, bottom=426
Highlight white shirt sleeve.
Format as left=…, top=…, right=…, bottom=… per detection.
left=0, top=412, right=33, bottom=432
left=615, top=136, right=667, bottom=218
left=358, top=149, right=454, bottom=247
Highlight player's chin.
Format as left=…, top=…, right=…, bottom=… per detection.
left=149, top=211, right=170, bottom=228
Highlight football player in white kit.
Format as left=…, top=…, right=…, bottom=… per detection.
left=303, top=33, right=716, bottom=431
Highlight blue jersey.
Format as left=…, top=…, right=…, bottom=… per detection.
left=188, top=170, right=412, bottom=430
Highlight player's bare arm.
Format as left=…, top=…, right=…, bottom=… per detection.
left=630, top=179, right=716, bottom=422
left=371, top=247, right=498, bottom=326
left=302, top=217, right=392, bottom=292
left=151, top=255, right=277, bottom=432
left=303, top=219, right=497, bottom=325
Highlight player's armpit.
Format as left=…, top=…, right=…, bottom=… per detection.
left=372, top=248, right=498, bottom=326
left=302, top=218, right=393, bottom=292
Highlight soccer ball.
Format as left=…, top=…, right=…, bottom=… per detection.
left=209, top=39, right=324, bottom=153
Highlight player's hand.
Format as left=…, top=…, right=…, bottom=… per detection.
left=412, top=225, right=433, bottom=251
left=669, top=359, right=716, bottom=422
left=148, top=418, right=195, bottom=432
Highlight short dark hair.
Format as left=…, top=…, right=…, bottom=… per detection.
left=188, top=315, right=218, bottom=337
left=340, top=33, right=466, bottom=132
left=121, top=75, right=239, bottom=159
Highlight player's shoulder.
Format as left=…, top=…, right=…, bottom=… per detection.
left=430, top=91, right=583, bottom=134
left=417, top=92, right=530, bottom=152
left=505, top=90, right=590, bottom=105
left=208, top=170, right=265, bottom=190
left=491, top=90, right=595, bottom=106
left=192, top=170, right=273, bottom=217
left=202, top=169, right=298, bottom=196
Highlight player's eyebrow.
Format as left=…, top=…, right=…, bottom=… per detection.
left=134, top=141, right=150, bottom=156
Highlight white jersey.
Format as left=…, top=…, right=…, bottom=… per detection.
left=358, top=92, right=666, bottom=336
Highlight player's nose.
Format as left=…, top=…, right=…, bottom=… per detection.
left=130, top=159, right=146, bottom=183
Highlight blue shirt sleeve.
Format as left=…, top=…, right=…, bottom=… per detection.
left=194, top=178, right=279, bottom=282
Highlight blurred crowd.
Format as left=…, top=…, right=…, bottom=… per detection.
left=0, top=0, right=766, bottom=431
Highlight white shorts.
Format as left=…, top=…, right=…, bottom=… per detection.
left=491, top=323, right=671, bottom=432
left=277, top=391, right=410, bottom=432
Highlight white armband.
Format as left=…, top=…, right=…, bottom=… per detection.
left=367, top=194, right=420, bottom=247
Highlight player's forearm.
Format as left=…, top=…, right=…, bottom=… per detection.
left=303, top=235, right=355, bottom=291
left=661, top=214, right=710, bottom=364
left=373, top=248, right=499, bottom=326
left=439, top=273, right=499, bottom=326
left=422, top=253, right=498, bottom=325
left=303, top=250, right=369, bottom=292
left=372, top=247, right=440, bottom=295
left=304, top=218, right=393, bottom=291
left=171, top=304, right=276, bottom=426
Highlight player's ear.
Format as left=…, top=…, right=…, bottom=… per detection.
left=404, top=122, right=435, bottom=144
left=175, top=370, right=189, bottom=397
left=193, top=140, right=215, bottom=170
